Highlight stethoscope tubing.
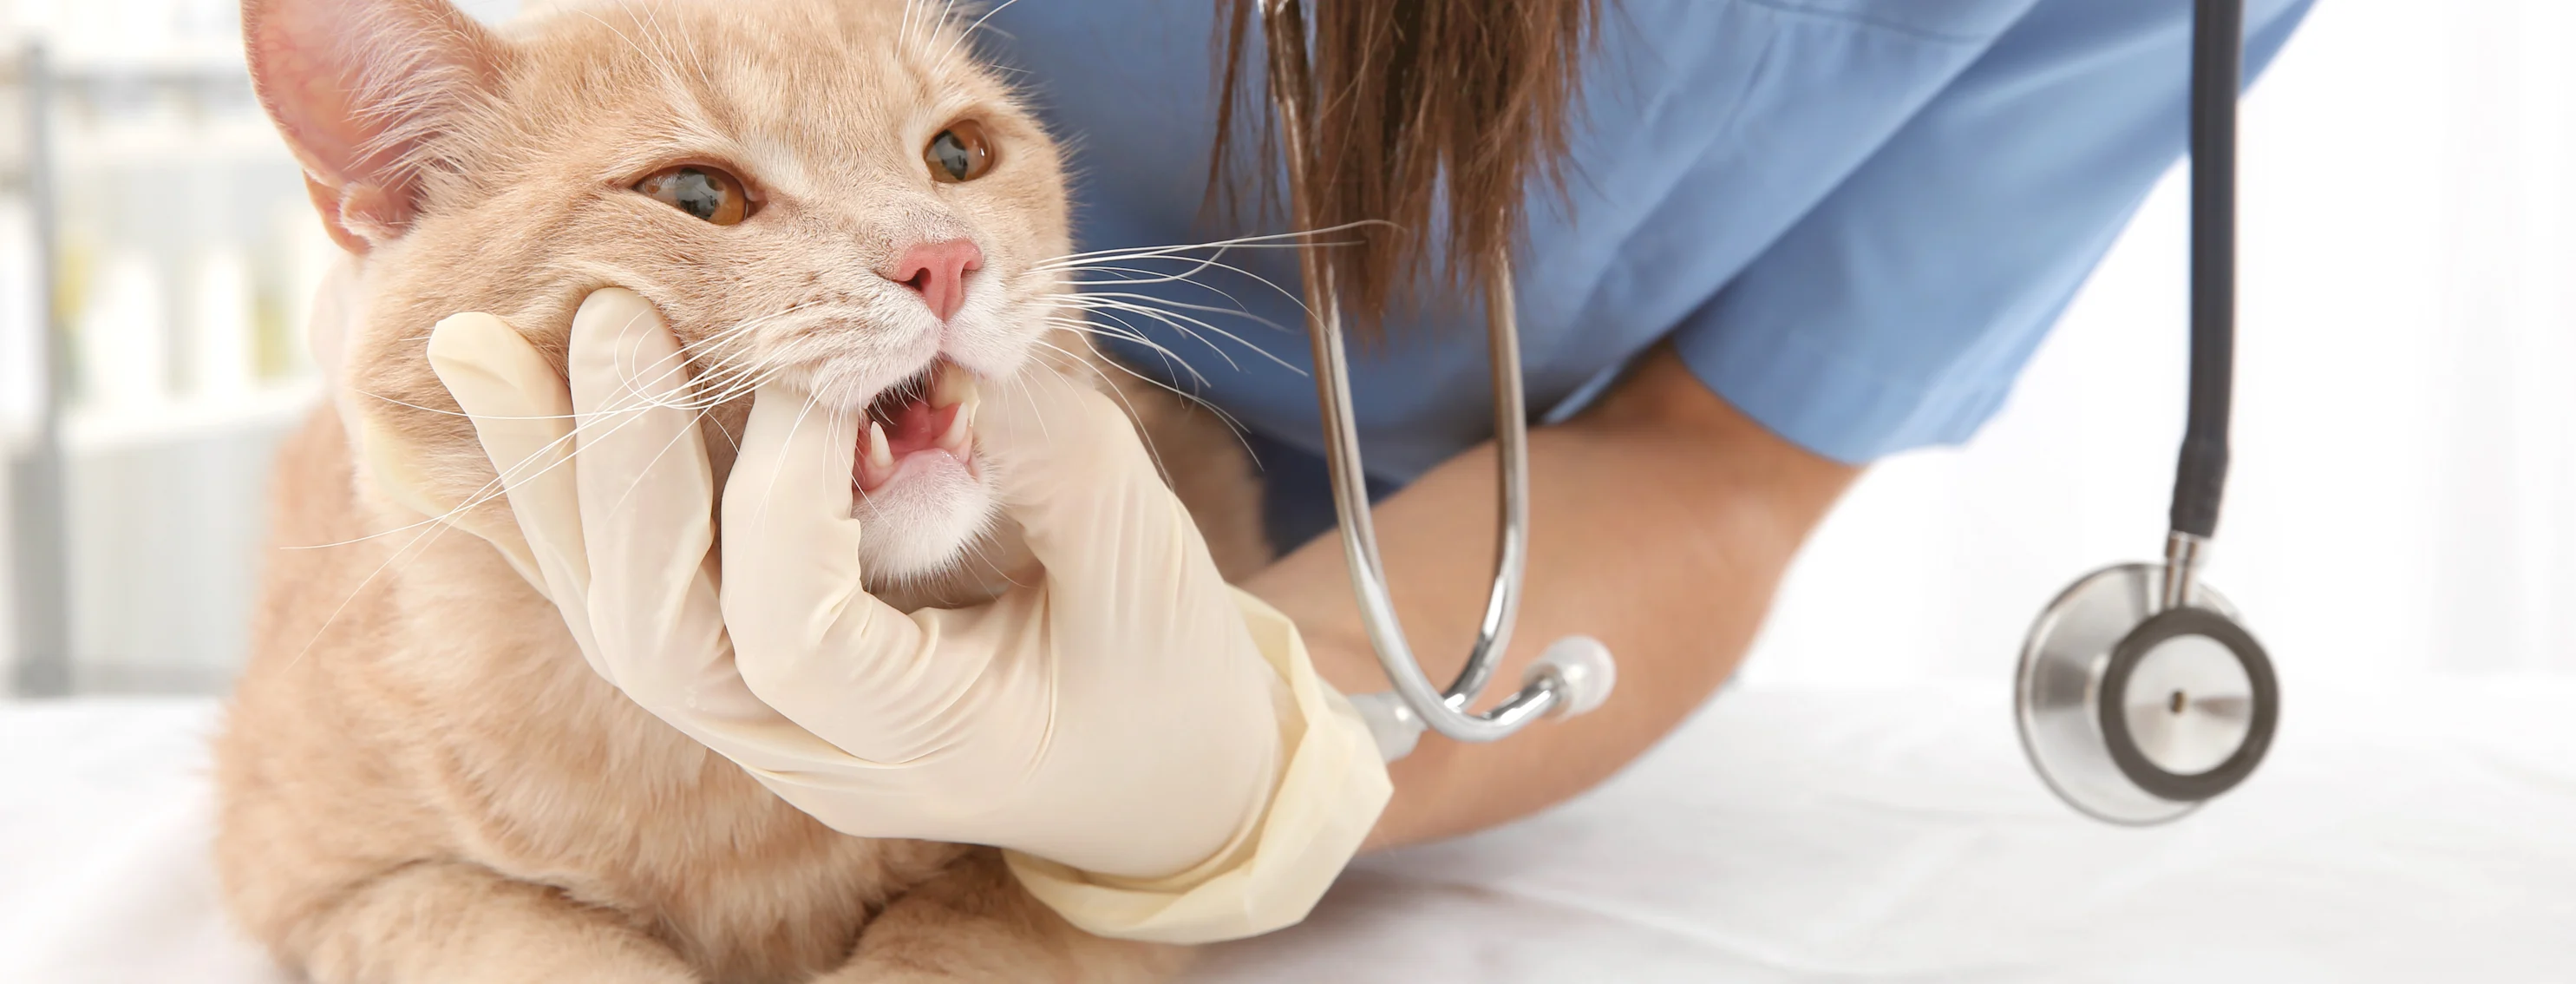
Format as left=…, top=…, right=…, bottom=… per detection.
left=1259, top=0, right=1576, bottom=746
left=1252, top=0, right=2246, bottom=762
left=2174, top=0, right=2240, bottom=545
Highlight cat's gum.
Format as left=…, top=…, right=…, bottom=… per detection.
left=855, top=362, right=979, bottom=493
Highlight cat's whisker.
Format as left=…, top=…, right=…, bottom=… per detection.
left=1058, top=292, right=1303, bottom=368
left=1056, top=295, right=1312, bottom=378
left=742, top=392, right=832, bottom=540
left=1031, top=333, right=1247, bottom=443
left=1035, top=253, right=1319, bottom=313
left=1061, top=304, right=1242, bottom=375
left=1041, top=315, right=1213, bottom=387
left=1041, top=262, right=1285, bottom=304
left=947, top=533, right=1022, bottom=598
left=314, top=335, right=787, bottom=554
left=1029, top=338, right=1181, bottom=484
left=354, top=390, right=574, bottom=422
left=1037, top=314, right=1158, bottom=346
left=379, top=303, right=903, bottom=554
left=355, top=290, right=826, bottom=426
left=601, top=405, right=723, bottom=527
left=630, top=3, right=721, bottom=105
left=612, top=299, right=831, bottom=411
left=653, top=340, right=781, bottom=405
left=294, top=384, right=693, bottom=551
left=677, top=360, right=792, bottom=411
left=932, top=0, right=962, bottom=56
left=1028, top=221, right=1394, bottom=271
left=939, top=0, right=1032, bottom=64
left=706, top=401, right=742, bottom=452
left=1005, top=361, right=1050, bottom=444
left=281, top=505, right=463, bottom=675
left=1039, top=247, right=1343, bottom=288
left=1037, top=323, right=1176, bottom=371
left=1040, top=317, right=1258, bottom=450
left=375, top=365, right=753, bottom=562
left=1030, top=228, right=1388, bottom=325
left=576, top=9, right=701, bottom=109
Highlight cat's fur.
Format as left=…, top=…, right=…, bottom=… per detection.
left=214, top=1, right=1265, bottom=981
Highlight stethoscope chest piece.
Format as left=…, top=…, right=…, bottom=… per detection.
left=2016, top=562, right=2279, bottom=825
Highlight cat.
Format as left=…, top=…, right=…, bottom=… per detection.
left=213, top=0, right=1266, bottom=981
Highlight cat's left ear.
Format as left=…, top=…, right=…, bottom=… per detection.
left=243, top=0, right=510, bottom=254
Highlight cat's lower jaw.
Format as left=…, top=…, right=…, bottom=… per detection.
left=852, top=449, right=999, bottom=586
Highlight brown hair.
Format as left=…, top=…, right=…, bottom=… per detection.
left=1210, top=0, right=1601, bottom=329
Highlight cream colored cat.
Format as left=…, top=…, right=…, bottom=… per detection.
left=214, top=0, right=1265, bottom=981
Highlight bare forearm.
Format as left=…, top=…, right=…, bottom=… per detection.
left=1246, top=346, right=1858, bottom=850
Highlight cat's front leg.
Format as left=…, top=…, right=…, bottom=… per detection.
left=287, top=861, right=700, bottom=984
left=823, top=848, right=1189, bottom=984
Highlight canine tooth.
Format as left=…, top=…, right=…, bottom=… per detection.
left=934, top=403, right=972, bottom=456
left=865, top=420, right=894, bottom=472
left=931, top=360, right=977, bottom=409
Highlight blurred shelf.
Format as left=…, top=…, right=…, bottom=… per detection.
left=64, top=377, right=320, bottom=451
left=46, top=42, right=248, bottom=82
left=56, top=121, right=291, bottom=169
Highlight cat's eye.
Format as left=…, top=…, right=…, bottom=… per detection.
left=925, top=121, right=995, bottom=183
left=636, top=166, right=751, bottom=225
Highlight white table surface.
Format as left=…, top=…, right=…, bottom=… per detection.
left=7, top=677, right=2573, bottom=983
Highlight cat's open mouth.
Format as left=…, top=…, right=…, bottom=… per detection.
left=854, top=358, right=980, bottom=493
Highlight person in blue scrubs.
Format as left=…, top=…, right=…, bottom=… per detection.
left=979, top=0, right=2313, bottom=848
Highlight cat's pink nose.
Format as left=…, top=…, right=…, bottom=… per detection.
left=880, top=239, right=984, bottom=322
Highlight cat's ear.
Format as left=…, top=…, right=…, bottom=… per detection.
left=243, top=0, right=508, bottom=254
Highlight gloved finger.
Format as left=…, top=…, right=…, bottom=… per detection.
left=974, top=367, right=1275, bottom=739
left=427, top=312, right=592, bottom=627
left=977, top=367, right=1226, bottom=602
left=722, top=383, right=999, bottom=764
left=562, top=289, right=731, bottom=701
left=550, top=299, right=939, bottom=784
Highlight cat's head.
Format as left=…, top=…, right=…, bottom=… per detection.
left=245, top=0, right=1071, bottom=587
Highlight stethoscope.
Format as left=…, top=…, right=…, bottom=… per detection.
left=1261, top=0, right=2277, bottom=824
left=2014, top=0, right=2278, bottom=825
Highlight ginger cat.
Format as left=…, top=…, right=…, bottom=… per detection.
left=214, top=1, right=1264, bottom=981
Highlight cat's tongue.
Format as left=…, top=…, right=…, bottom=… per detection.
left=855, top=361, right=978, bottom=492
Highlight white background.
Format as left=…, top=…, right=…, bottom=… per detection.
left=1742, top=0, right=2576, bottom=686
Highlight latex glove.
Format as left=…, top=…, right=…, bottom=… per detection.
left=413, top=290, right=1389, bottom=942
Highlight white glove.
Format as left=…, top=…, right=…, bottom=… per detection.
left=397, top=289, right=1388, bottom=942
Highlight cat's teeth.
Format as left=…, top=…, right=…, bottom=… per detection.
left=864, top=420, right=895, bottom=476
left=931, top=359, right=978, bottom=410
left=934, top=400, right=973, bottom=456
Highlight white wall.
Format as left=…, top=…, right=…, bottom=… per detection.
left=0, top=0, right=326, bottom=691
left=1742, top=0, right=2576, bottom=686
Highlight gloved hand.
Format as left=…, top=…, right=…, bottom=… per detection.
left=400, top=288, right=1388, bottom=942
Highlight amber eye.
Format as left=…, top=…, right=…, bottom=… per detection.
left=925, top=121, right=995, bottom=183
left=636, top=166, right=750, bottom=225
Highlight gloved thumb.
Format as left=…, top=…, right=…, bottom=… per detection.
left=422, top=312, right=582, bottom=602
left=974, top=365, right=1209, bottom=583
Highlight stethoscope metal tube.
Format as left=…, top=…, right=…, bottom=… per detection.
left=1259, top=0, right=1613, bottom=759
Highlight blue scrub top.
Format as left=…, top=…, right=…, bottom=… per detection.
left=983, top=0, right=2312, bottom=548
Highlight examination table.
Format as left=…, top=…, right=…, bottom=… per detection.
left=5, top=678, right=2569, bottom=981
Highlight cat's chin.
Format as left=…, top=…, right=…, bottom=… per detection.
left=851, top=450, right=998, bottom=587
